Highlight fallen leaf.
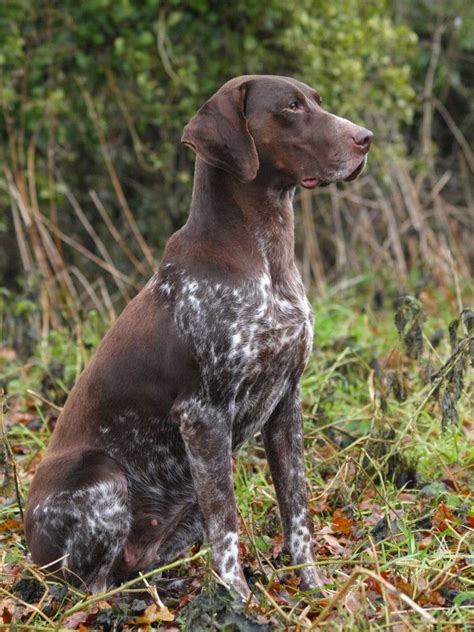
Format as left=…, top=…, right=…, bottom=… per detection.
left=393, top=575, right=413, bottom=597
left=398, top=492, right=416, bottom=502
left=420, top=591, right=445, bottom=607
left=267, top=583, right=292, bottom=606
left=365, top=507, right=384, bottom=527
left=134, top=602, right=174, bottom=624
left=1, top=605, right=12, bottom=624
left=63, top=602, right=109, bottom=629
left=271, top=534, right=283, bottom=559
left=345, top=584, right=366, bottom=615
left=178, top=593, right=195, bottom=608
left=0, top=519, right=22, bottom=533
left=318, top=533, right=346, bottom=556
left=433, top=503, right=455, bottom=532
left=366, top=571, right=391, bottom=596
left=418, top=534, right=433, bottom=549
left=63, top=611, right=89, bottom=629
left=332, top=508, right=353, bottom=535
left=317, top=444, right=338, bottom=460
left=429, top=591, right=445, bottom=606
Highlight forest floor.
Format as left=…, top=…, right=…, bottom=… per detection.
left=1, top=276, right=473, bottom=630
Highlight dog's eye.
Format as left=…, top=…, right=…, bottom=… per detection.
left=287, top=101, right=300, bottom=112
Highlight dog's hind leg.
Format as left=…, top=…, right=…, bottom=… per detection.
left=26, top=450, right=131, bottom=592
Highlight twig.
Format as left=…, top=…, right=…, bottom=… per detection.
left=156, top=10, right=180, bottom=83
left=300, top=189, right=326, bottom=289
left=368, top=535, right=391, bottom=629
left=68, top=267, right=108, bottom=320
left=57, top=547, right=209, bottom=622
left=419, top=23, right=447, bottom=178
left=309, top=566, right=436, bottom=627
left=0, top=586, right=55, bottom=626
left=329, top=184, right=347, bottom=272
left=36, top=210, right=137, bottom=287
left=64, top=187, right=131, bottom=301
left=89, top=189, right=147, bottom=275
left=81, top=87, right=156, bottom=271
left=138, top=571, right=173, bottom=619
left=255, top=581, right=294, bottom=624
left=26, top=389, right=63, bottom=414
left=0, top=390, right=24, bottom=520
left=433, top=97, right=474, bottom=171
left=446, top=248, right=464, bottom=314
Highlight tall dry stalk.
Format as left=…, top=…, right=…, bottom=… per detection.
left=297, top=157, right=471, bottom=290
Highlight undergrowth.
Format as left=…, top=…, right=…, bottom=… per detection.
left=0, top=278, right=473, bottom=630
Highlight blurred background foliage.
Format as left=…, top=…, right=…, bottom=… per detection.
left=0, top=0, right=472, bottom=339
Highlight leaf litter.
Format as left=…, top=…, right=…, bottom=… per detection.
left=1, top=282, right=473, bottom=629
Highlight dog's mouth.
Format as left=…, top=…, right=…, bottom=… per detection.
left=300, top=177, right=321, bottom=189
left=300, top=156, right=368, bottom=189
left=343, top=155, right=367, bottom=182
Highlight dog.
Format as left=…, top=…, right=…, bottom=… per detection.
left=25, top=75, right=372, bottom=598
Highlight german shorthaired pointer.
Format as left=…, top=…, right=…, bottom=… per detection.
left=25, top=75, right=372, bottom=598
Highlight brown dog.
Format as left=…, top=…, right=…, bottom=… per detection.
left=25, top=75, right=372, bottom=598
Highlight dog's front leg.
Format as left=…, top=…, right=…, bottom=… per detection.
left=177, top=399, right=250, bottom=599
left=262, top=386, right=325, bottom=591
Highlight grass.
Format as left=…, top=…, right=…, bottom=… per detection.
left=1, top=277, right=473, bottom=630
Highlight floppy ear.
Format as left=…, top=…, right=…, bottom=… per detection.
left=181, top=82, right=259, bottom=183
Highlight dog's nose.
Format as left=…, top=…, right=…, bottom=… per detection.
left=352, top=128, right=373, bottom=152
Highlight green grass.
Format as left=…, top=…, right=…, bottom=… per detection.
left=1, top=280, right=473, bottom=630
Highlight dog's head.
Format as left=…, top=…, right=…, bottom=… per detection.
left=182, top=75, right=372, bottom=188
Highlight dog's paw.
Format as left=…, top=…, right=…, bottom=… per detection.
left=218, top=564, right=254, bottom=603
left=299, top=566, right=328, bottom=594
left=227, top=572, right=252, bottom=602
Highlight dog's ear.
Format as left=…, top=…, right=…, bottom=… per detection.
left=181, top=82, right=259, bottom=183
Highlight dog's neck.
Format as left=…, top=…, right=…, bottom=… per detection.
left=185, top=159, right=297, bottom=281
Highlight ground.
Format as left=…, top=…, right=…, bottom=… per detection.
left=1, top=277, right=473, bottom=630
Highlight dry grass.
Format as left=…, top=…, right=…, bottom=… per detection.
left=1, top=277, right=472, bottom=630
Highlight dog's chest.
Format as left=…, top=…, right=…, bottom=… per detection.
left=164, top=269, right=313, bottom=444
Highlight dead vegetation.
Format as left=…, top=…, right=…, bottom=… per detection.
left=1, top=279, right=472, bottom=630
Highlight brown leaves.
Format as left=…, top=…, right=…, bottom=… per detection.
left=344, top=583, right=368, bottom=616
left=133, top=602, right=174, bottom=624
left=0, top=518, right=22, bottom=532
left=1, top=604, right=13, bottom=625
left=432, top=503, right=455, bottom=532
left=418, top=533, right=434, bottom=549
left=271, top=533, right=283, bottom=559
left=63, top=601, right=112, bottom=629
left=317, top=528, right=347, bottom=556
left=331, top=508, right=354, bottom=536
left=63, top=610, right=93, bottom=629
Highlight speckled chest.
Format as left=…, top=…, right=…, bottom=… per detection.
left=157, top=265, right=313, bottom=446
